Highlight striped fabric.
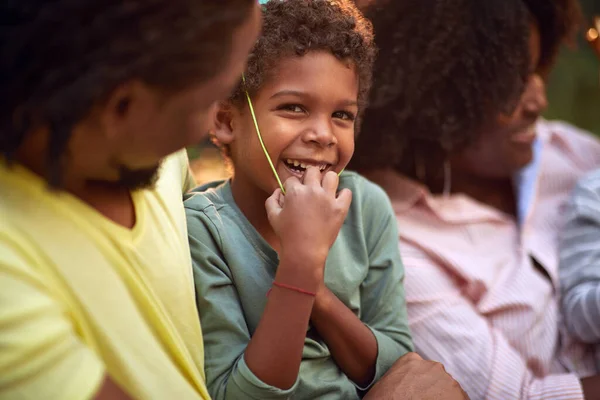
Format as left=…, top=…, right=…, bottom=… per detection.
left=560, top=169, right=600, bottom=370
left=364, top=119, right=600, bottom=399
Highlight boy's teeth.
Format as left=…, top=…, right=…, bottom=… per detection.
left=285, top=159, right=330, bottom=172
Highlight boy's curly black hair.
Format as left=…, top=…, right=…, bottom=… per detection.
left=0, top=0, right=255, bottom=186
left=349, top=0, right=581, bottom=177
left=230, top=0, right=375, bottom=128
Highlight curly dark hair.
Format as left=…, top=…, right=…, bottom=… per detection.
left=349, top=0, right=581, bottom=178
left=0, top=0, right=255, bottom=186
left=230, top=0, right=375, bottom=128
left=524, top=0, right=581, bottom=74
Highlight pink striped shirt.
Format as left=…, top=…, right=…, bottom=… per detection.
left=364, top=120, right=600, bottom=399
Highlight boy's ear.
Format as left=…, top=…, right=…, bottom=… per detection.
left=213, top=101, right=236, bottom=146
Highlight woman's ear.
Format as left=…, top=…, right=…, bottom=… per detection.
left=213, top=101, right=237, bottom=146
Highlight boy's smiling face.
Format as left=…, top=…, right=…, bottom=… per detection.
left=217, top=51, right=359, bottom=197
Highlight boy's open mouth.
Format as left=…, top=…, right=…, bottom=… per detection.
left=283, top=158, right=333, bottom=175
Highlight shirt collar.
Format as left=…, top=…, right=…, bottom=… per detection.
left=363, top=119, right=561, bottom=225
left=363, top=169, right=507, bottom=224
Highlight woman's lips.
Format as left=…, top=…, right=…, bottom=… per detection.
left=510, top=128, right=537, bottom=145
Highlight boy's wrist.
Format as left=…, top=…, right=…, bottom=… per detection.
left=276, top=252, right=325, bottom=292
left=279, top=247, right=328, bottom=267
left=312, top=285, right=336, bottom=319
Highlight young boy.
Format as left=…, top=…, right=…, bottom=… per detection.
left=185, top=1, right=413, bottom=399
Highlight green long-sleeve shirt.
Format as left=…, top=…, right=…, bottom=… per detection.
left=185, top=171, right=413, bottom=399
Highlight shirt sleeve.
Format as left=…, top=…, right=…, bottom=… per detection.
left=402, top=241, right=584, bottom=400
left=357, top=181, right=414, bottom=390
left=0, top=235, right=105, bottom=400
left=560, top=173, right=600, bottom=343
left=186, top=206, right=299, bottom=400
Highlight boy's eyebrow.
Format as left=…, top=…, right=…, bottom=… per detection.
left=269, top=90, right=306, bottom=100
left=269, top=90, right=358, bottom=107
left=339, top=100, right=359, bottom=107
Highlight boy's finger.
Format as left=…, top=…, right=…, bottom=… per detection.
left=265, top=189, right=283, bottom=215
left=303, top=166, right=321, bottom=187
left=283, top=176, right=301, bottom=194
left=335, top=188, right=353, bottom=216
left=322, top=171, right=339, bottom=195
left=277, top=190, right=285, bottom=207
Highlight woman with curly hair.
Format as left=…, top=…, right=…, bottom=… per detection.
left=351, top=0, right=600, bottom=398
left=184, top=1, right=418, bottom=398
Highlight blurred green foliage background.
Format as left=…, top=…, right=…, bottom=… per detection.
left=546, top=0, right=600, bottom=134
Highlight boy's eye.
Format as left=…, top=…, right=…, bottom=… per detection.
left=333, top=111, right=356, bottom=121
left=278, top=104, right=305, bottom=113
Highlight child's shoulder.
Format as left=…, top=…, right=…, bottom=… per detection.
left=184, top=180, right=235, bottom=241
left=338, top=171, right=399, bottom=252
left=184, top=180, right=230, bottom=213
left=339, top=171, right=396, bottom=231
left=339, top=170, right=393, bottom=210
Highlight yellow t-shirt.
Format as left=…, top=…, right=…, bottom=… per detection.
left=0, top=151, right=210, bottom=400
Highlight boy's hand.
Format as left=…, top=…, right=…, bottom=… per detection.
left=266, top=167, right=352, bottom=283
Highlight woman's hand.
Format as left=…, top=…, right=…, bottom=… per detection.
left=364, top=353, right=469, bottom=400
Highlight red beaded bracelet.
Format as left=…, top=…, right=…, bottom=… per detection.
left=266, top=281, right=317, bottom=297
